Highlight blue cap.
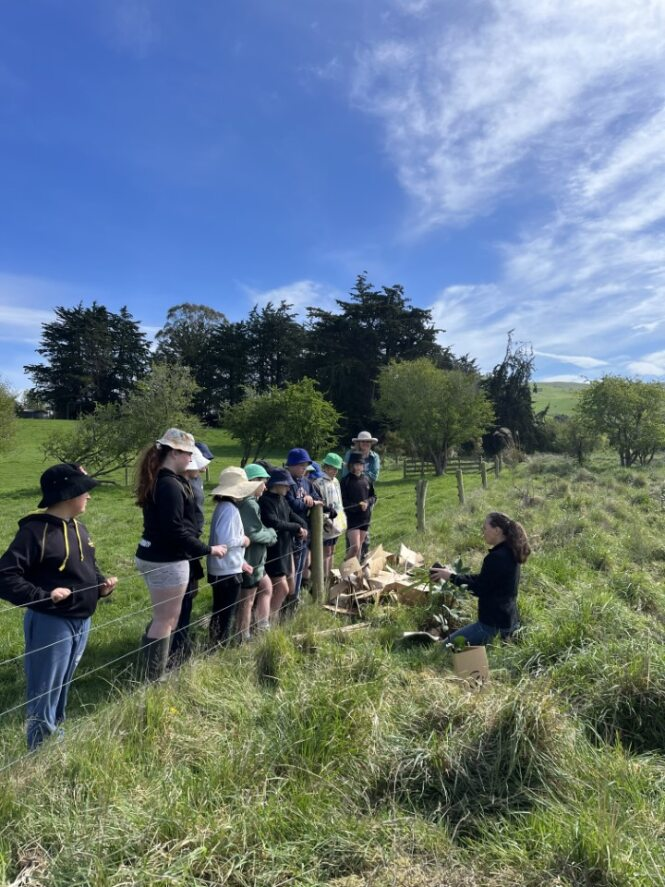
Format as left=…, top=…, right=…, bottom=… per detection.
left=285, top=447, right=312, bottom=466
left=267, top=467, right=296, bottom=488
left=306, top=460, right=324, bottom=479
left=195, top=441, right=214, bottom=461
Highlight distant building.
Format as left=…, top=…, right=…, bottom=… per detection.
left=19, top=409, right=52, bottom=419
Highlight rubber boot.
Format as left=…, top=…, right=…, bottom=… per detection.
left=138, top=633, right=170, bottom=682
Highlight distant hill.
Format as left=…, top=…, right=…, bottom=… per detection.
left=532, top=381, right=586, bottom=416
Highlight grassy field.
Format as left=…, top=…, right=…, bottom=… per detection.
left=1, top=420, right=665, bottom=885
left=532, top=381, right=585, bottom=416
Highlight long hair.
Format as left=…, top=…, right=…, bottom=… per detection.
left=487, top=511, right=531, bottom=564
left=135, top=444, right=170, bottom=507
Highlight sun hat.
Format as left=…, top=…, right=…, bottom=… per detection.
left=348, top=452, right=367, bottom=465
left=322, top=452, right=343, bottom=470
left=195, top=441, right=214, bottom=461
left=38, top=463, right=100, bottom=508
left=211, top=466, right=263, bottom=499
left=185, top=449, right=210, bottom=472
left=306, top=461, right=324, bottom=479
left=285, top=447, right=312, bottom=466
left=155, top=428, right=196, bottom=454
left=267, top=467, right=296, bottom=488
left=351, top=430, right=378, bottom=445
left=245, top=463, right=271, bottom=481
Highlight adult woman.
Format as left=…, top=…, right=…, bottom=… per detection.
left=135, top=428, right=226, bottom=680
left=431, top=512, right=531, bottom=646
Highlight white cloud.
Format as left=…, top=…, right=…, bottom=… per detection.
left=627, top=350, right=665, bottom=376
left=534, top=351, right=607, bottom=369
left=243, top=279, right=342, bottom=318
left=539, top=374, right=589, bottom=384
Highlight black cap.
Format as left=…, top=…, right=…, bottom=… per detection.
left=38, top=463, right=100, bottom=508
left=348, top=452, right=367, bottom=465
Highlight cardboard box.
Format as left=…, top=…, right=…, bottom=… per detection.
left=452, top=645, right=490, bottom=685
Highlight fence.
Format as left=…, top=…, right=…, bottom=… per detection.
left=403, top=455, right=499, bottom=479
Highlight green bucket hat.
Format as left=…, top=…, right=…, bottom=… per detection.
left=245, top=463, right=271, bottom=481
left=322, top=452, right=343, bottom=470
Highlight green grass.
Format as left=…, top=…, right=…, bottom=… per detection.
left=1, top=421, right=665, bottom=885
left=532, top=381, right=585, bottom=416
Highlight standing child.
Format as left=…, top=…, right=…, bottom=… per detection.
left=207, top=467, right=260, bottom=644
left=259, top=468, right=308, bottom=619
left=340, top=452, right=377, bottom=561
left=284, top=448, right=323, bottom=602
left=0, top=463, right=117, bottom=749
left=236, top=464, right=277, bottom=641
left=318, top=453, right=347, bottom=578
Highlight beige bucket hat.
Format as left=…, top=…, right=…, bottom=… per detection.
left=155, top=428, right=197, bottom=453
left=352, top=430, right=378, bottom=444
left=211, top=466, right=263, bottom=499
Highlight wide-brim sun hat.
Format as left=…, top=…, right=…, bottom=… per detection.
left=245, top=463, right=271, bottom=481
left=156, top=428, right=197, bottom=454
left=267, top=467, right=296, bottom=488
left=211, top=466, right=263, bottom=499
left=351, top=430, right=378, bottom=445
left=186, top=449, right=210, bottom=472
left=38, top=463, right=100, bottom=508
left=322, top=452, right=343, bottom=470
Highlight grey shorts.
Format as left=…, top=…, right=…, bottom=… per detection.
left=135, top=557, right=190, bottom=592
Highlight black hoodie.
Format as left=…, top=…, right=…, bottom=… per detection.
left=0, top=512, right=107, bottom=618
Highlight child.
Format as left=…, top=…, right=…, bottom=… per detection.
left=340, top=452, right=376, bottom=561
left=0, top=463, right=117, bottom=749
left=318, top=453, right=347, bottom=578
left=207, top=467, right=261, bottom=644
left=259, top=468, right=308, bottom=619
left=284, top=448, right=323, bottom=601
left=236, top=463, right=277, bottom=641
left=169, top=446, right=211, bottom=665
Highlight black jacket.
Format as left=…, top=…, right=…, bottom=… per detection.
left=450, top=541, right=521, bottom=630
left=340, top=474, right=376, bottom=529
left=136, top=469, right=210, bottom=563
left=0, top=513, right=107, bottom=618
left=259, top=492, right=307, bottom=577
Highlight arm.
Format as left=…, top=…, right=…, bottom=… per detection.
left=260, top=497, right=305, bottom=534
left=0, top=528, right=60, bottom=606
left=241, top=501, right=277, bottom=546
left=450, top=549, right=509, bottom=596
left=209, top=504, right=246, bottom=550
left=367, top=452, right=381, bottom=483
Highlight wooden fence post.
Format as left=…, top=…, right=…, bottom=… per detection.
left=456, top=469, right=465, bottom=505
left=494, top=455, right=501, bottom=479
left=124, top=467, right=128, bottom=487
left=309, top=505, right=325, bottom=603
left=416, top=478, right=428, bottom=532
left=480, top=462, right=488, bottom=489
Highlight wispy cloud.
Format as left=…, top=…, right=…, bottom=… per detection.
left=355, top=1, right=665, bottom=375
left=242, top=279, right=342, bottom=318
left=627, top=350, right=665, bottom=376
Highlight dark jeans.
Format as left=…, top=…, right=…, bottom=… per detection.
left=292, top=539, right=308, bottom=601
left=209, top=574, right=242, bottom=644
left=448, top=621, right=518, bottom=646
left=24, top=610, right=91, bottom=750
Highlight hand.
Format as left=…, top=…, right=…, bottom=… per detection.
left=430, top=567, right=452, bottom=582
left=242, top=535, right=250, bottom=547
left=359, top=501, right=368, bottom=512
left=241, top=562, right=254, bottom=575
left=298, top=527, right=308, bottom=540
left=210, top=544, right=228, bottom=558
left=99, top=577, right=118, bottom=597
left=303, top=495, right=315, bottom=508
left=50, top=587, right=72, bottom=603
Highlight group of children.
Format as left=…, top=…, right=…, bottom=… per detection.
left=0, top=428, right=381, bottom=748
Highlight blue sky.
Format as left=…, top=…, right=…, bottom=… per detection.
left=1, top=0, right=665, bottom=394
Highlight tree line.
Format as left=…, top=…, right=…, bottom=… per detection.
left=14, top=273, right=665, bottom=473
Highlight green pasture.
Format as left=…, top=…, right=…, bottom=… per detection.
left=532, top=381, right=585, bottom=416
left=1, top=420, right=665, bottom=886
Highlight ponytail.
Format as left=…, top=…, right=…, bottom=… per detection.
left=135, top=444, right=169, bottom=507
left=486, top=511, right=531, bottom=564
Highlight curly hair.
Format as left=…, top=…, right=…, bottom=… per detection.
left=486, top=511, right=531, bottom=564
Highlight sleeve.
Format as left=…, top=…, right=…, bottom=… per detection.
left=286, top=486, right=309, bottom=518
left=260, top=497, right=304, bottom=534
left=367, top=480, right=377, bottom=507
left=368, top=453, right=381, bottom=482
left=155, top=478, right=210, bottom=558
left=287, top=507, right=308, bottom=531
left=0, top=528, right=54, bottom=606
left=241, top=502, right=277, bottom=545
left=450, top=550, right=506, bottom=597
left=209, top=504, right=245, bottom=549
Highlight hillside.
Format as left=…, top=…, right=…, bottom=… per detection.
left=1, top=422, right=664, bottom=886
left=532, top=381, right=585, bottom=416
